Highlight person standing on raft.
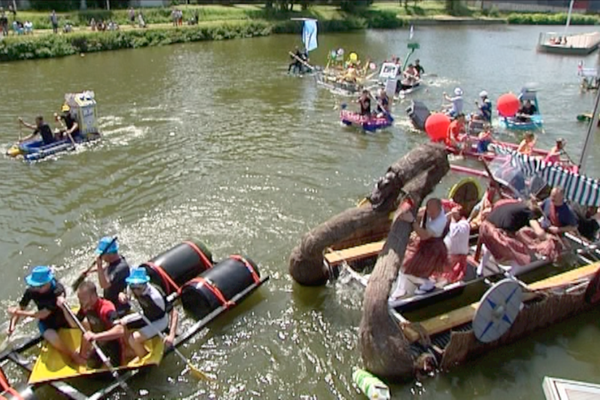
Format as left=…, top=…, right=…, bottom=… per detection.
left=7, top=266, right=85, bottom=365
left=58, top=281, right=124, bottom=368
left=94, top=236, right=131, bottom=317
left=391, top=198, right=449, bottom=299
left=117, top=268, right=178, bottom=359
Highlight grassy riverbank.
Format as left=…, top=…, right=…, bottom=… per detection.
left=1, top=2, right=599, bottom=62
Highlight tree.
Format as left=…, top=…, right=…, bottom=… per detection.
left=445, top=0, right=463, bottom=15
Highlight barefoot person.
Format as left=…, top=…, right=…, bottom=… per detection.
left=118, top=268, right=178, bottom=359
left=59, top=281, right=124, bottom=368
left=8, top=266, right=85, bottom=365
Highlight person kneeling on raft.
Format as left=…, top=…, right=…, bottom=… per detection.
left=58, top=281, right=124, bottom=368
left=54, top=104, right=80, bottom=142
left=117, top=268, right=178, bottom=359
left=7, top=266, right=86, bottom=365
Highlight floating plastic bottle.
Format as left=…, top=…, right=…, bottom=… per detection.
left=352, top=368, right=391, bottom=400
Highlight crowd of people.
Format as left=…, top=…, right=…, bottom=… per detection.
left=7, top=237, right=177, bottom=367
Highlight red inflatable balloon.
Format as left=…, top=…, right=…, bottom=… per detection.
left=497, top=93, right=520, bottom=117
left=425, top=113, right=451, bottom=142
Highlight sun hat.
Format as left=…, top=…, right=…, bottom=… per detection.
left=454, top=87, right=463, bottom=96
left=95, top=236, right=118, bottom=255
left=125, top=268, right=150, bottom=285
left=479, top=90, right=488, bottom=98
left=25, top=266, right=54, bottom=287
left=61, top=104, right=70, bottom=112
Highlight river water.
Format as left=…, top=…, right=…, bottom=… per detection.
left=0, top=24, right=599, bottom=399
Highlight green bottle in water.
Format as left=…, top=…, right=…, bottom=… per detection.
left=352, top=368, right=391, bottom=400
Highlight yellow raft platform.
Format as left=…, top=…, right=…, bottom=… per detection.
left=29, top=329, right=163, bottom=385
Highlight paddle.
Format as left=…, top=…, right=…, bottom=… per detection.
left=54, top=113, right=77, bottom=148
left=62, top=303, right=135, bottom=398
left=369, top=93, right=394, bottom=122
left=72, top=236, right=118, bottom=292
left=288, top=51, right=315, bottom=71
left=137, top=312, right=213, bottom=381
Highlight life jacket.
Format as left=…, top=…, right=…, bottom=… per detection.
left=132, top=284, right=170, bottom=322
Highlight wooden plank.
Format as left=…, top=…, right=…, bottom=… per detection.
left=324, top=240, right=385, bottom=266
left=543, top=376, right=600, bottom=400
left=409, top=263, right=600, bottom=342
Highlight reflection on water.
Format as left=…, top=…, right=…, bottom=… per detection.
left=0, top=25, right=599, bottom=399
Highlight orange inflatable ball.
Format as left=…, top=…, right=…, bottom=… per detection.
left=497, top=93, right=520, bottom=117
left=425, top=113, right=451, bottom=142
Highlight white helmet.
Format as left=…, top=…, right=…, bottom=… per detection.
left=454, top=87, right=463, bottom=96
left=479, top=90, right=488, bottom=98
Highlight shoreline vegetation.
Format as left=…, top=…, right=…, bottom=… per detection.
left=1, top=2, right=599, bottom=62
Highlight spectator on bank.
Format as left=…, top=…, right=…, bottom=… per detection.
left=50, top=10, right=58, bottom=34
left=138, top=11, right=146, bottom=28
left=24, top=20, right=33, bottom=35
left=63, top=21, right=73, bottom=34
left=0, top=8, right=9, bottom=37
left=8, top=4, right=16, bottom=21
left=90, top=18, right=96, bottom=31
left=12, top=20, right=23, bottom=35
left=128, top=7, right=135, bottom=26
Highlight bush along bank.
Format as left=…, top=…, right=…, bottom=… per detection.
left=0, top=21, right=272, bottom=62
left=505, top=12, right=600, bottom=25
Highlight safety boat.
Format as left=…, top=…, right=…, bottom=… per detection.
left=340, top=106, right=393, bottom=132
left=0, top=240, right=268, bottom=400
left=498, top=88, right=543, bottom=131
left=6, top=92, right=102, bottom=162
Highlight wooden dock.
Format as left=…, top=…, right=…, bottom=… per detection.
left=543, top=376, right=600, bottom=400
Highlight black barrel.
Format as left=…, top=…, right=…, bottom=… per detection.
left=180, top=255, right=260, bottom=320
left=406, top=100, right=431, bottom=131
left=140, top=240, right=213, bottom=295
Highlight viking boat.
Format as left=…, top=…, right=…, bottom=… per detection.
left=0, top=240, right=268, bottom=399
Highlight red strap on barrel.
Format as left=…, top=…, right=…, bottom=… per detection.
left=0, top=368, right=22, bottom=400
left=145, top=262, right=181, bottom=295
left=230, top=255, right=260, bottom=283
left=183, top=241, right=213, bottom=269
left=188, top=277, right=234, bottom=308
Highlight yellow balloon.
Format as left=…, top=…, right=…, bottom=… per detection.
left=349, top=53, right=358, bottom=62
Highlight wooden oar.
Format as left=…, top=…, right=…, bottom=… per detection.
left=137, top=312, right=214, bottom=381
left=369, top=93, right=394, bottom=122
left=54, top=113, right=77, bottom=148
left=62, top=303, right=135, bottom=397
left=72, top=236, right=118, bottom=292
left=288, top=52, right=315, bottom=71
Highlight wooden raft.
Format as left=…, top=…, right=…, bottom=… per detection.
left=402, top=262, right=600, bottom=343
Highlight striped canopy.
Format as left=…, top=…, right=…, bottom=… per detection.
left=489, top=144, right=600, bottom=207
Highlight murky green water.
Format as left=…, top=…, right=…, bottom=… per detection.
left=1, top=25, right=599, bottom=399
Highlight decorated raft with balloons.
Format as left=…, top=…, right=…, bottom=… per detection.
left=497, top=88, right=544, bottom=131
left=315, top=49, right=379, bottom=96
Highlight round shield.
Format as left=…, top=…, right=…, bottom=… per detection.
left=473, top=279, right=523, bottom=343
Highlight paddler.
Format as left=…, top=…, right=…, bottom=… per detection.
left=376, top=87, right=390, bottom=116
left=7, top=266, right=85, bottom=365
left=543, top=138, right=568, bottom=164
left=517, top=132, right=536, bottom=156
left=58, top=281, right=124, bottom=368
left=446, top=113, right=467, bottom=154
left=473, top=90, right=492, bottom=122
left=396, top=63, right=419, bottom=94
left=442, top=88, right=464, bottom=117
left=341, top=63, right=358, bottom=83
left=117, top=268, right=178, bottom=358
left=476, top=124, right=494, bottom=154
left=414, top=59, right=424, bottom=77
left=288, top=45, right=306, bottom=73
left=477, top=199, right=563, bottom=276
left=54, top=104, right=80, bottom=141
left=516, top=99, right=537, bottom=122
left=436, top=206, right=470, bottom=284
left=92, top=236, right=131, bottom=317
left=358, top=89, right=372, bottom=117
left=391, top=198, right=449, bottom=298
left=18, top=116, right=56, bottom=145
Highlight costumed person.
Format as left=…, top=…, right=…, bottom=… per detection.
left=341, top=63, right=358, bottom=83
left=443, top=87, right=464, bottom=117
left=436, top=206, right=470, bottom=284
left=7, top=266, right=85, bottom=365
left=117, top=268, right=178, bottom=359
left=477, top=199, right=563, bottom=276
left=93, top=236, right=131, bottom=317
left=391, top=198, right=449, bottom=299
left=469, top=180, right=501, bottom=230
left=58, top=281, right=124, bottom=368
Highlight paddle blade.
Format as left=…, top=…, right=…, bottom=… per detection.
left=187, top=362, right=215, bottom=381
left=71, top=274, right=86, bottom=292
